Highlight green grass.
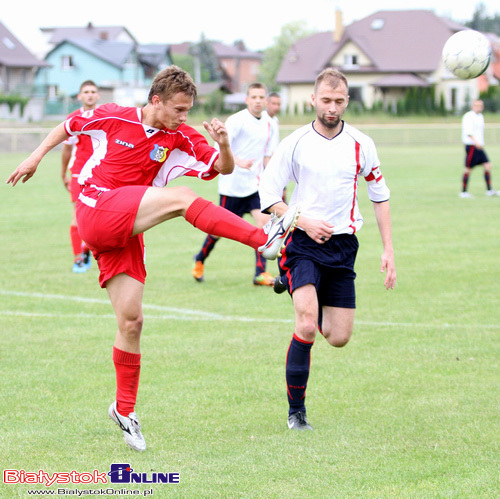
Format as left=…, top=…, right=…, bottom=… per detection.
left=1, top=136, right=500, bottom=498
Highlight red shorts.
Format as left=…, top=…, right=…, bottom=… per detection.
left=76, top=185, right=149, bottom=288
left=70, top=176, right=81, bottom=203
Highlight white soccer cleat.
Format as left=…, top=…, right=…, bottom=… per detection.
left=459, top=192, right=474, bottom=198
left=486, top=189, right=500, bottom=196
left=259, top=205, right=300, bottom=260
left=108, top=401, right=146, bottom=452
left=287, top=411, right=313, bottom=430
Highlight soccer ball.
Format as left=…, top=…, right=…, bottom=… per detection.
left=442, top=30, right=491, bottom=79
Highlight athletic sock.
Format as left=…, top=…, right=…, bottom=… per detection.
left=113, top=346, right=141, bottom=416
left=185, top=197, right=266, bottom=249
left=462, top=172, right=469, bottom=192
left=485, top=171, right=492, bottom=190
left=255, top=251, right=267, bottom=276
left=195, top=235, right=218, bottom=263
left=286, top=333, right=314, bottom=416
left=70, top=225, right=82, bottom=257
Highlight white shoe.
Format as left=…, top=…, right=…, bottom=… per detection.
left=459, top=192, right=474, bottom=198
left=486, top=189, right=499, bottom=196
left=108, top=401, right=146, bottom=452
left=258, top=205, right=300, bottom=260
left=287, top=411, right=313, bottom=430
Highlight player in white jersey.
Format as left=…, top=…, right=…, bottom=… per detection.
left=192, top=83, right=280, bottom=286
left=262, top=92, right=281, bottom=126
left=259, top=68, right=396, bottom=431
left=460, top=99, right=498, bottom=197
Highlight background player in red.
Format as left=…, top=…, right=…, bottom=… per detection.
left=7, top=66, right=298, bottom=452
left=61, top=80, right=100, bottom=272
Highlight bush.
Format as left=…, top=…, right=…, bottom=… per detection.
left=0, top=94, right=30, bottom=116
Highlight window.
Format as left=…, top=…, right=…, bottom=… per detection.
left=48, top=85, right=58, bottom=99
left=2, top=36, right=15, bottom=49
left=349, top=87, right=362, bottom=104
left=371, top=19, right=385, bottom=30
left=343, top=54, right=359, bottom=68
left=61, top=55, right=75, bottom=70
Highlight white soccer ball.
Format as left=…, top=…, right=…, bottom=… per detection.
left=442, top=30, right=491, bottom=79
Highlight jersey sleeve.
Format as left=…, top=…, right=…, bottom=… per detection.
left=63, top=135, right=78, bottom=146
left=225, top=113, right=241, bottom=148
left=152, top=125, right=220, bottom=186
left=259, top=136, right=293, bottom=212
left=359, top=137, right=390, bottom=202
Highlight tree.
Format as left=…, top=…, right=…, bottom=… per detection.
left=259, top=21, right=314, bottom=90
left=189, top=33, right=221, bottom=83
left=466, top=2, right=500, bottom=34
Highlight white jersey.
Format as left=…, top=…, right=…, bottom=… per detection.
left=462, top=110, right=484, bottom=146
left=259, top=121, right=390, bottom=235
left=217, top=109, right=279, bottom=197
left=262, top=110, right=279, bottom=127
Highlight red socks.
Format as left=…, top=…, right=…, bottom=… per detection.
left=70, top=225, right=82, bottom=257
left=185, top=197, right=266, bottom=250
left=113, top=347, right=141, bottom=416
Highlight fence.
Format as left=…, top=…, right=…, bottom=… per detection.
left=2, top=123, right=500, bottom=153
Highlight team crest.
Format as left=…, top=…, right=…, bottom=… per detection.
left=150, top=144, right=168, bottom=162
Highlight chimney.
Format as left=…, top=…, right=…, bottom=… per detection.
left=334, top=9, right=344, bottom=43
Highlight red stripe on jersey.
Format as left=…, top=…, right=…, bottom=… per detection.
left=466, top=146, right=475, bottom=167
left=277, top=231, right=293, bottom=291
left=364, top=165, right=383, bottom=183
left=349, top=142, right=361, bottom=233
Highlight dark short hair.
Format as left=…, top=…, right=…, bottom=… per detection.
left=79, top=80, right=98, bottom=91
left=148, top=65, right=197, bottom=103
left=267, top=92, right=281, bottom=99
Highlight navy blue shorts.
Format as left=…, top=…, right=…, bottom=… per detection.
left=279, top=230, right=359, bottom=309
left=219, top=192, right=260, bottom=217
left=465, top=145, right=489, bottom=167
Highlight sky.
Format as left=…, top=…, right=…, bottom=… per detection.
left=1, top=0, right=499, bottom=56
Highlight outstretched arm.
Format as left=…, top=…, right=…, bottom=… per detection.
left=7, top=122, right=69, bottom=186
left=373, top=200, right=396, bottom=290
left=203, top=118, right=234, bottom=175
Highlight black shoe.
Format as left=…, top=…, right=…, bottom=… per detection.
left=82, top=250, right=91, bottom=269
left=287, top=411, right=313, bottom=430
left=273, top=275, right=287, bottom=294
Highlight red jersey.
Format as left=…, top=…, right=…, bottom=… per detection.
left=64, top=103, right=219, bottom=191
left=64, top=107, right=96, bottom=176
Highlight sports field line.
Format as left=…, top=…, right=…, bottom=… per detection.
left=1, top=289, right=499, bottom=330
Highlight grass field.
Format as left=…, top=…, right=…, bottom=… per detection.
left=1, top=135, right=500, bottom=498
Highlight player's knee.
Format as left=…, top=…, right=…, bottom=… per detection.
left=170, top=185, right=197, bottom=208
left=296, top=318, right=317, bottom=342
left=323, top=329, right=352, bottom=348
left=119, top=314, right=144, bottom=338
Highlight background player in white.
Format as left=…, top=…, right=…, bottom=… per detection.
left=192, top=83, right=280, bottom=286
left=263, top=91, right=281, bottom=126
left=61, top=80, right=100, bottom=272
left=460, top=99, right=498, bottom=198
left=259, top=68, right=396, bottom=430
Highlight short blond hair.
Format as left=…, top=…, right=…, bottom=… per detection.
left=314, top=68, right=348, bottom=94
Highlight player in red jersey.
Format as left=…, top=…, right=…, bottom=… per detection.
left=61, top=80, right=100, bottom=273
left=7, top=66, right=299, bottom=452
